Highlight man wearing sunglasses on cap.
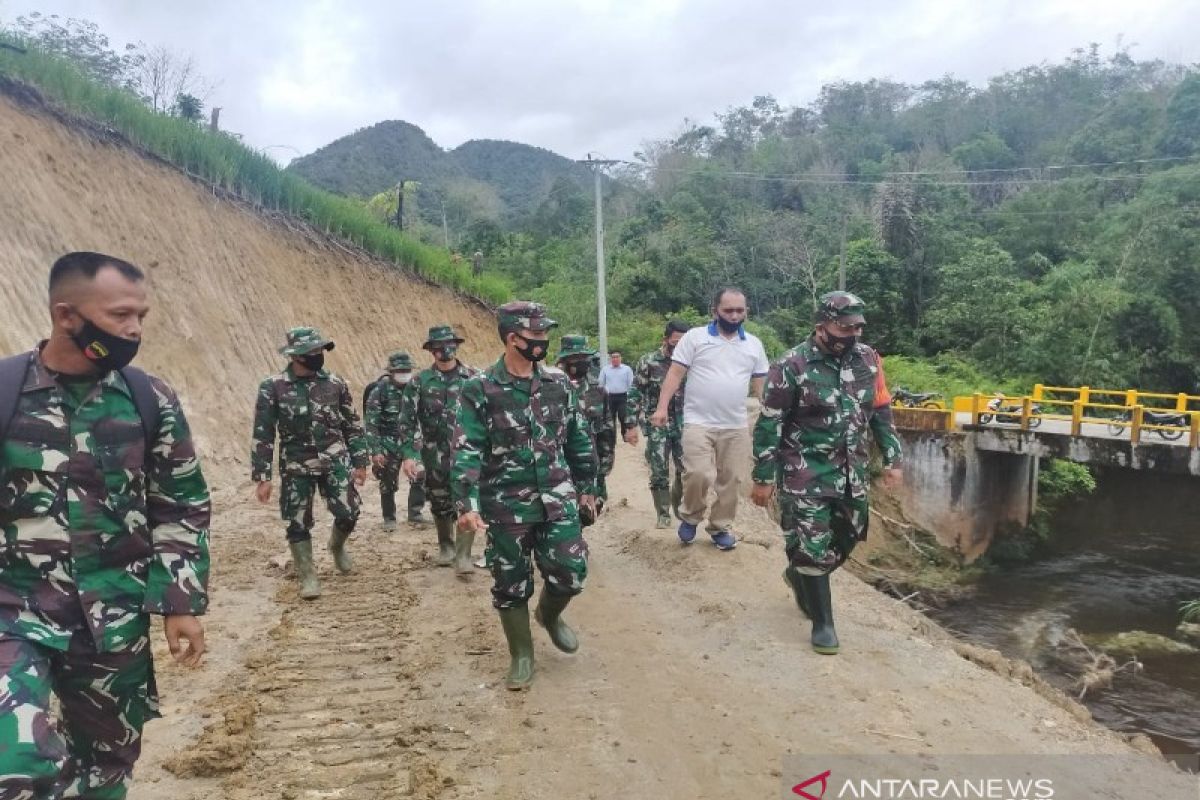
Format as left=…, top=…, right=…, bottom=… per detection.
left=750, top=291, right=903, bottom=656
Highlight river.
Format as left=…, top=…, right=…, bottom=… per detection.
left=929, top=468, right=1200, bottom=765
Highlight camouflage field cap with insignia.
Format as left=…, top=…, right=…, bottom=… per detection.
left=556, top=334, right=595, bottom=360
left=815, top=291, right=867, bottom=325
left=279, top=326, right=336, bottom=356
left=387, top=351, right=415, bottom=371
left=497, top=301, right=557, bottom=334
left=423, top=324, right=466, bottom=349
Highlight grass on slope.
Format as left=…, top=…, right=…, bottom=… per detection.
left=0, top=34, right=510, bottom=305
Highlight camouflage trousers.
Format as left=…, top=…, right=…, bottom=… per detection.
left=642, top=424, right=683, bottom=490
left=280, top=463, right=360, bottom=543
left=594, top=428, right=615, bottom=500
left=779, top=492, right=870, bottom=575
left=485, top=518, right=589, bottom=610
left=372, top=458, right=425, bottom=521
left=0, top=630, right=158, bottom=800
left=418, top=456, right=455, bottom=521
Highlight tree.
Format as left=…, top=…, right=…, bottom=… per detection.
left=137, top=46, right=212, bottom=113
left=15, top=12, right=143, bottom=89
left=174, top=93, right=203, bottom=122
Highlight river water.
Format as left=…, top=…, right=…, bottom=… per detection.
left=929, top=469, right=1200, bottom=763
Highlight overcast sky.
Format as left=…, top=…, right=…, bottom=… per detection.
left=5, top=0, right=1200, bottom=164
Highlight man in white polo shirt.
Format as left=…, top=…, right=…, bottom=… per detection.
left=651, top=287, right=769, bottom=550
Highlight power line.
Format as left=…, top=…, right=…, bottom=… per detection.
left=618, top=158, right=1200, bottom=187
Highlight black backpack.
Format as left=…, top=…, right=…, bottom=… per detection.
left=0, top=352, right=161, bottom=461
left=362, top=375, right=388, bottom=418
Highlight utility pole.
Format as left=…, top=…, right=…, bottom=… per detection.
left=838, top=212, right=848, bottom=291
left=441, top=200, right=450, bottom=250
left=396, top=180, right=406, bottom=230
left=578, top=156, right=620, bottom=358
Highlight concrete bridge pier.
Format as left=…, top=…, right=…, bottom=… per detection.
left=892, top=431, right=1038, bottom=560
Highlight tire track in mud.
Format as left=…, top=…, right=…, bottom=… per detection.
left=173, top=526, right=461, bottom=800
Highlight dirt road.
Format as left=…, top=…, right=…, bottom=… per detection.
left=127, top=450, right=1195, bottom=800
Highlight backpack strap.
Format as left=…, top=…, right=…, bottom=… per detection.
left=118, top=365, right=162, bottom=461
left=0, top=353, right=34, bottom=445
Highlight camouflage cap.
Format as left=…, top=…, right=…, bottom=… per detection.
left=387, top=351, right=414, bottom=371
left=556, top=334, right=595, bottom=360
left=815, top=291, right=866, bottom=325
left=279, top=326, right=335, bottom=356
left=497, top=300, right=557, bottom=333
left=423, top=324, right=465, bottom=349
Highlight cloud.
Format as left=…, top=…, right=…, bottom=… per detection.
left=8, top=0, right=1200, bottom=163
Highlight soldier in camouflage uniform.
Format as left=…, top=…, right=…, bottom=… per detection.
left=452, top=302, right=597, bottom=690
left=252, top=326, right=369, bottom=600
left=365, top=352, right=425, bottom=531
left=624, top=319, right=689, bottom=528
left=751, top=292, right=903, bottom=654
left=0, top=252, right=209, bottom=800
left=398, top=325, right=480, bottom=573
left=556, top=334, right=612, bottom=514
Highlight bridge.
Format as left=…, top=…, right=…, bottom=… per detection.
left=885, top=385, right=1200, bottom=559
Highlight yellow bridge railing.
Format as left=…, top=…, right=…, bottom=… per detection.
left=889, top=387, right=1200, bottom=449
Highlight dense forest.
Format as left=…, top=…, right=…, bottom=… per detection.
left=442, top=47, right=1200, bottom=393
left=287, top=121, right=591, bottom=228
left=4, top=13, right=1199, bottom=393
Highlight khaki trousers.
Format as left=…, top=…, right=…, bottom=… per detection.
left=679, top=424, right=750, bottom=534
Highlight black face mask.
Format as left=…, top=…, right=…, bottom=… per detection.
left=715, top=316, right=742, bottom=335
left=821, top=329, right=859, bottom=355
left=664, top=343, right=676, bottom=356
left=298, top=352, right=325, bottom=371
left=512, top=333, right=549, bottom=363
left=72, top=315, right=140, bottom=372
left=565, top=361, right=589, bottom=379
left=434, top=344, right=458, bottom=362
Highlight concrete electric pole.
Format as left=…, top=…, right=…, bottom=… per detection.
left=578, top=156, right=620, bottom=358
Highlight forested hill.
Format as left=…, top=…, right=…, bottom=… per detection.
left=286, top=120, right=589, bottom=223
left=459, top=47, right=1200, bottom=394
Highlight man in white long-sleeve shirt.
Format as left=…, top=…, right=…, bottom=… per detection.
left=599, top=350, right=634, bottom=436
left=651, top=287, right=768, bottom=550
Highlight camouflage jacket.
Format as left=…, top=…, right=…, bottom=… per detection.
left=626, top=348, right=684, bottom=432
left=571, top=372, right=612, bottom=438
left=398, top=362, right=479, bottom=472
left=364, top=376, right=404, bottom=456
left=0, top=348, right=211, bottom=653
left=752, top=337, right=902, bottom=498
left=251, top=365, right=369, bottom=481
left=451, top=358, right=596, bottom=523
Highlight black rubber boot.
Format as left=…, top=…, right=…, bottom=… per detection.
left=380, top=489, right=397, bottom=526
left=434, top=515, right=456, bottom=566
left=534, top=588, right=579, bottom=653
left=407, top=482, right=427, bottom=526
left=498, top=606, right=535, bottom=690
left=651, top=488, right=672, bottom=528
left=803, top=573, right=839, bottom=655
left=782, top=566, right=810, bottom=619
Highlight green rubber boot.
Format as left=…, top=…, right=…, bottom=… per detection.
left=804, top=573, right=839, bottom=655
left=453, top=529, right=475, bottom=577
left=670, top=472, right=683, bottom=519
left=289, top=540, right=321, bottom=600
left=328, top=524, right=353, bottom=574
left=498, top=606, right=535, bottom=690
left=782, top=566, right=810, bottom=619
left=434, top=516, right=456, bottom=566
left=651, top=488, right=673, bottom=528
left=534, top=588, right=579, bottom=654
